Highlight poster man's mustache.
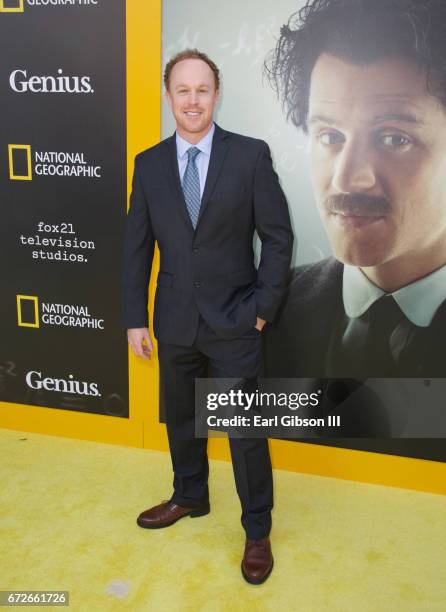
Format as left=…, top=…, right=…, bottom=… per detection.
left=325, top=194, right=390, bottom=217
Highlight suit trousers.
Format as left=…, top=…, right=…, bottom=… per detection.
left=157, top=316, right=273, bottom=540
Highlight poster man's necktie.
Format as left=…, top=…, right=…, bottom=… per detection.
left=182, top=146, right=201, bottom=229
left=340, top=295, right=408, bottom=377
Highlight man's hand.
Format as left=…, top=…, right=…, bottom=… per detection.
left=127, top=327, right=153, bottom=360
left=255, top=317, right=267, bottom=332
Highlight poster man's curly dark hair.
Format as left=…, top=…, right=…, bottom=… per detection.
left=265, top=0, right=446, bottom=132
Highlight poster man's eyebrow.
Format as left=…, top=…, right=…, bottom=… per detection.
left=372, top=112, right=425, bottom=125
left=308, top=114, right=337, bottom=126
left=308, top=112, right=426, bottom=127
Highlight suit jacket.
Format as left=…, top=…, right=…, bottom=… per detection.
left=122, top=124, right=293, bottom=345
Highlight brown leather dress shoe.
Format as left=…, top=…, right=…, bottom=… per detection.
left=241, top=537, right=274, bottom=584
left=136, top=499, right=210, bottom=529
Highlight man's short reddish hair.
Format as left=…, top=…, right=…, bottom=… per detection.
left=164, top=48, right=220, bottom=91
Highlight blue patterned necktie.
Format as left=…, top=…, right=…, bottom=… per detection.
left=181, top=146, right=201, bottom=229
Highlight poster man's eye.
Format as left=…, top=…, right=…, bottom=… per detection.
left=379, top=133, right=411, bottom=148
left=318, top=130, right=345, bottom=145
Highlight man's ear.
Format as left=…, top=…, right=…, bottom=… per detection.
left=165, top=88, right=172, bottom=109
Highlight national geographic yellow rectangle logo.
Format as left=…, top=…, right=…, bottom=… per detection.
left=0, top=0, right=24, bottom=12
left=8, top=144, right=32, bottom=180
left=17, top=295, right=39, bottom=328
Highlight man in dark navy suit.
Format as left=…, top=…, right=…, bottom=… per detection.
left=122, top=49, right=293, bottom=584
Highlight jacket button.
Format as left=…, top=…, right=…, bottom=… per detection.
left=194, top=281, right=202, bottom=288
left=193, top=246, right=199, bottom=253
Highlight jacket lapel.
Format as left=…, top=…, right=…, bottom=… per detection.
left=162, top=133, right=195, bottom=234
left=196, top=124, right=230, bottom=229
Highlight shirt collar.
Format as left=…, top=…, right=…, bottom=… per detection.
left=343, top=263, right=446, bottom=327
left=176, top=123, right=215, bottom=159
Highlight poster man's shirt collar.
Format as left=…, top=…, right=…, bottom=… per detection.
left=343, top=263, right=446, bottom=327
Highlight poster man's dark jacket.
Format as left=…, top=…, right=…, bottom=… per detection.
left=264, top=257, right=446, bottom=460
left=264, top=257, right=446, bottom=379
left=122, top=124, right=293, bottom=344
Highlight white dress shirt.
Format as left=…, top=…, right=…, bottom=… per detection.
left=175, top=123, right=215, bottom=198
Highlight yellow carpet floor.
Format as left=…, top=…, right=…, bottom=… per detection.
left=0, top=427, right=445, bottom=611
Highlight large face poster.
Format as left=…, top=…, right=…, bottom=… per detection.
left=162, top=0, right=446, bottom=461
left=0, top=0, right=128, bottom=417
